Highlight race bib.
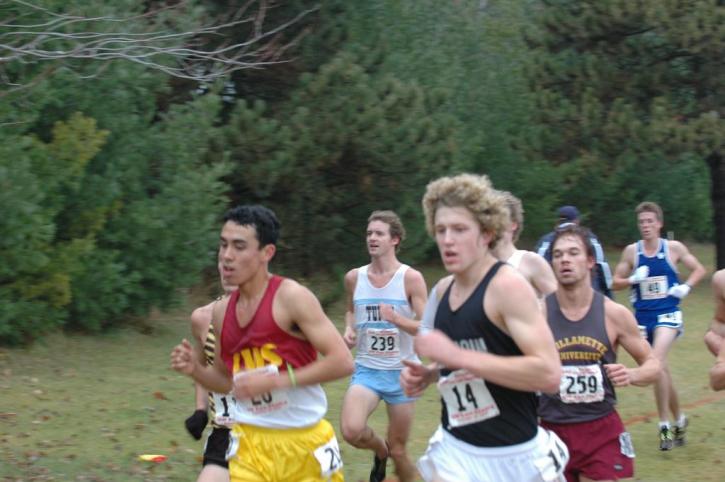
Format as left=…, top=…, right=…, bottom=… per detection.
left=233, top=365, right=290, bottom=416
left=212, top=392, right=242, bottom=426
left=640, top=276, right=668, bottom=300
left=366, top=328, right=400, bottom=357
left=534, top=429, right=569, bottom=482
left=657, top=310, right=683, bottom=327
left=559, top=364, right=604, bottom=404
left=619, top=432, right=635, bottom=458
left=313, top=436, right=343, bottom=478
left=438, top=369, right=499, bottom=427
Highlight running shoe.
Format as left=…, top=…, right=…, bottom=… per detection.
left=659, top=426, right=674, bottom=451
left=369, top=443, right=388, bottom=482
left=673, top=416, right=688, bottom=447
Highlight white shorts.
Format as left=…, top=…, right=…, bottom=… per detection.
left=418, top=425, right=569, bottom=482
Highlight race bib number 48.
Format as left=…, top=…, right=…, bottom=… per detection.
left=438, top=369, right=499, bottom=427
left=559, top=364, right=604, bottom=404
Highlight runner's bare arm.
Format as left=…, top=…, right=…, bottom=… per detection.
left=711, top=338, right=725, bottom=391
left=171, top=299, right=233, bottom=394
left=611, top=244, right=636, bottom=290
left=416, top=269, right=560, bottom=393
left=277, top=279, right=354, bottom=387
left=190, top=304, right=213, bottom=410
left=381, top=268, right=428, bottom=335
left=525, top=251, right=557, bottom=297
left=605, top=301, right=660, bottom=387
left=670, top=240, right=707, bottom=288
left=342, top=269, right=358, bottom=348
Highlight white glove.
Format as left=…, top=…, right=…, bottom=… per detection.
left=668, top=283, right=691, bottom=299
left=628, top=265, right=649, bottom=284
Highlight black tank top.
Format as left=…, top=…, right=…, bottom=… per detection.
left=436, top=261, right=538, bottom=447
left=538, top=291, right=617, bottom=423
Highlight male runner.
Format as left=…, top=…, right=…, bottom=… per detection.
left=340, top=210, right=427, bottom=482
left=184, top=262, right=235, bottom=481
left=171, top=205, right=354, bottom=481
left=611, top=201, right=706, bottom=450
left=540, top=224, right=660, bottom=482
left=401, top=173, right=567, bottom=482
left=707, top=269, right=725, bottom=390
left=492, top=191, right=557, bottom=298
left=705, top=269, right=725, bottom=356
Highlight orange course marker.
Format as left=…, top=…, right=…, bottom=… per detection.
left=138, top=454, right=168, bottom=463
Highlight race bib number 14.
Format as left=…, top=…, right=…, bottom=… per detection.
left=438, top=369, right=500, bottom=427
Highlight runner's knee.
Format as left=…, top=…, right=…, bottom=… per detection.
left=340, top=421, right=369, bottom=445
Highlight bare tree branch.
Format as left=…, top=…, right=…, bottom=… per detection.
left=0, top=0, right=319, bottom=87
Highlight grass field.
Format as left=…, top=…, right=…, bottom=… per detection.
left=1, top=243, right=724, bottom=481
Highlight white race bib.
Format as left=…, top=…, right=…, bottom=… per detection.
left=365, top=328, right=400, bottom=357
left=640, top=276, right=668, bottom=300
left=534, top=429, right=569, bottom=482
left=559, top=364, right=604, bottom=404
left=657, top=310, right=683, bottom=326
left=232, top=365, right=290, bottom=416
left=212, top=392, right=242, bottom=426
left=313, top=435, right=343, bottom=478
left=619, top=431, right=636, bottom=458
left=438, top=369, right=499, bottom=427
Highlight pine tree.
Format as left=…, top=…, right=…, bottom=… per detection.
left=524, top=0, right=722, bottom=253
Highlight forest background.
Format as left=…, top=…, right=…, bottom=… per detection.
left=0, top=0, right=721, bottom=346
left=2, top=1, right=724, bottom=480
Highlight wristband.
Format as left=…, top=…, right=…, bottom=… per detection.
left=288, top=365, right=297, bottom=388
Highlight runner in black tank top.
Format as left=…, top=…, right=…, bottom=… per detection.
left=402, top=174, right=566, bottom=482
left=436, top=261, right=537, bottom=446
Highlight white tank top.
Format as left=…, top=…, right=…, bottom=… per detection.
left=507, top=249, right=525, bottom=269
left=354, top=264, right=419, bottom=369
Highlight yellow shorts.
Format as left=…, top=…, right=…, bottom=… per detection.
left=229, top=419, right=344, bottom=482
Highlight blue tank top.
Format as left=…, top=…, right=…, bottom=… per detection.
left=631, top=239, right=680, bottom=312
left=435, top=262, right=538, bottom=447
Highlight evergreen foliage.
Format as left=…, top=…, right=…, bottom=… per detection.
left=2, top=0, right=720, bottom=343
left=336, top=1, right=560, bottom=239
left=523, top=0, right=722, bottom=249
left=1, top=51, right=228, bottom=345
left=219, top=52, right=459, bottom=274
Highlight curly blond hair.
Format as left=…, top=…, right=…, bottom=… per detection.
left=422, top=173, right=508, bottom=249
left=499, top=190, right=524, bottom=243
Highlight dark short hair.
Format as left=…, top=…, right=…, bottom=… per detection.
left=551, top=224, right=594, bottom=259
left=222, top=205, right=280, bottom=247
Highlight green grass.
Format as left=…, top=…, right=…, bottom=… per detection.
left=1, top=244, right=723, bottom=481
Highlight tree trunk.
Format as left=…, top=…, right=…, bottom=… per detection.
left=709, top=151, right=725, bottom=270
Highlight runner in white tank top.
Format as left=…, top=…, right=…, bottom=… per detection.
left=353, top=263, right=419, bottom=369
left=493, top=191, right=557, bottom=298
left=340, top=211, right=428, bottom=482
